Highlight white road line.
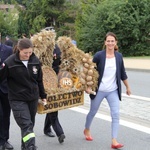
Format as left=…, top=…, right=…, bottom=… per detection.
left=122, top=93, right=150, bottom=101
left=70, top=107, right=150, bottom=134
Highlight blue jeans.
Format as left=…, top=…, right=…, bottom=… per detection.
left=85, top=90, right=120, bottom=138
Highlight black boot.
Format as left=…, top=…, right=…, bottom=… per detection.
left=58, top=134, right=66, bottom=144
left=28, top=146, right=37, bottom=150
left=4, top=141, right=14, bottom=149
left=22, top=146, right=37, bottom=150
left=0, top=145, right=5, bottom=150
left=21, top=146, right=26, bottom=150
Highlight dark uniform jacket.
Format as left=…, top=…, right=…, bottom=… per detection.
left=0, top=51, right=47, bottom=101
left=90, top=50, right=127, bottom=101
left=52, top=44, right=61, bottom=74
left=5, top=40, right=13, bottom=47
left=0, top=44, right=13, bottom=93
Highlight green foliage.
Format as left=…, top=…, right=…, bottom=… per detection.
left=17, top=11, right=29, bottom=37
left=76, top=0, right=150, bottom=56
left=114, top=0, right=150, bottom=56
left=29, top=15, right=46, bottom=35
left=0, top=6, right=18, bottom=40
left=1, top=0, right=79, bottom=39
left=16, top=0, right=78, bottom=38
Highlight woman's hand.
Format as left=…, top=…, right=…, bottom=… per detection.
left=41, top=98, right=47, bottom=105
left=123, top=80, right=131, bottom=96
left=126, top=87, right=131, bottom=96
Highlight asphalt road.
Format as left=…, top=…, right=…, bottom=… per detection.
left=122, top=70, right=150, bottom=98
left=9, top=70, right=150, bottom=150
left=9, top=107, right=150, bottom=150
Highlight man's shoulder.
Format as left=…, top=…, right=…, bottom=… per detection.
left=2, top=44, right=12, bottom=51
left=5, top=40, right=13, bottom=46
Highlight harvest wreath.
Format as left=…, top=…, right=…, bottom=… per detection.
left=31, top=30, right=98, bottom=114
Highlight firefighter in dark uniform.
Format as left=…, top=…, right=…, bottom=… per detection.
left=0, top=38, right=47, bottom=150
left=43, top=44, right=65, bottom=143
left=0, top=43, right=14, bottom=150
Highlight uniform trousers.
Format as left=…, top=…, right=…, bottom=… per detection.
left=0, top=90, right=11, bottom=146
left=44, top=111, right=64, bottom=137
left=9, top=100, right=38, bottom=149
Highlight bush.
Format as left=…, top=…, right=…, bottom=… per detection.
left=76, top=0, right=150, bottom=56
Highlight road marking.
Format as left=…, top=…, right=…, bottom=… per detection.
left=122, top=93, right=150, bottom=101
left=70, top=107, right=150, bottom=134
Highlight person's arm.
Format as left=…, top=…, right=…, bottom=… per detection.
left=119, top=53, right=131, bottom=96
left=0, top=63, right=8, bottom=83
left=123, top=79, right=131, bottom=96
left=37, top=63, right=47, bottom=99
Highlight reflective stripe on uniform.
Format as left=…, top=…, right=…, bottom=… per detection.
left=23, top=133, right=35, bottom=142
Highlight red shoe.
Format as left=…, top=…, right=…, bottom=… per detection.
left=83, top=130, right=93, bottom=141
left=85, top=136, right=93, bottom=141
left=111, top=143, right=124, bottom=149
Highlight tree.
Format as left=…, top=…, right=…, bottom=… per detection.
left=18, top=10, right=29, bottom=37
left=17, top=0, right=78, bottom=38
left=0, top=5, right=18, bottom=40
left=75, top=0, right=150, bottom=56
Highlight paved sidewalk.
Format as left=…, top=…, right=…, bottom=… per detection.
left=123, top=58, right=150, bottom=126
left=123, top=58, right=150, bottom=71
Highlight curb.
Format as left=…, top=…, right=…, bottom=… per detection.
left=126, top=68, right=150, bottom=73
